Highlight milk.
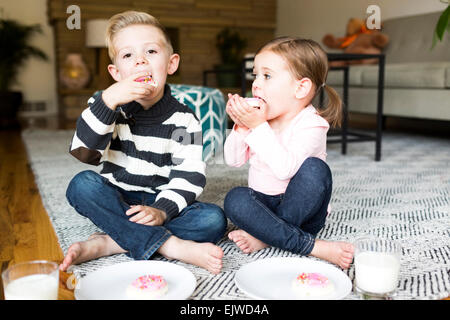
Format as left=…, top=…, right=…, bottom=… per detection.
left=355, top=251, right=400, bottom=294
left=4, top=274, right=58, bottom=300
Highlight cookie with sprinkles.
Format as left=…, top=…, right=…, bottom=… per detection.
left=126, top=274, right=168, bottom=299
left=135, top=75, right=158, bottom=87
left=291, top=272, right=335, bottom=298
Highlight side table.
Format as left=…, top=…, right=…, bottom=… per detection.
left=322, top=53, right=386, bottom=161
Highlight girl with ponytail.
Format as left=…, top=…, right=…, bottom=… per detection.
left=223, top=37, right=354, bottom=269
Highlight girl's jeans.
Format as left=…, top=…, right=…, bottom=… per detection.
left=224, top=157, right=332, bottom=256
left=66, top=170, right=227, bottom=260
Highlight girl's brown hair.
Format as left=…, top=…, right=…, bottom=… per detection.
left=256, top=37, right=342, bottom=128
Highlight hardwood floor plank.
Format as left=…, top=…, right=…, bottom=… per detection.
left=0, top=131, right=18, bottom=266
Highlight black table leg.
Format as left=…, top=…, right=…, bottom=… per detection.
left=319, top=87, right=324, bottom=109
left=375, top=55, right=385, bottom=161
left=342, top=66, right=349, bottom=155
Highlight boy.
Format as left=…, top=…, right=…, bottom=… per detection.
left=60, top=11, right=226, bottom=274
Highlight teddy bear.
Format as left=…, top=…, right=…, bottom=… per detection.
left=322, top=18, right=389, bottom=66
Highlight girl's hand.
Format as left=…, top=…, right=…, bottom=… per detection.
left=126, top=205, right=167, bottom=226
left=230, top=95, right=267, bottom=129
left=102, top=71, right=156, bottom=110
left=226, top=94, right=249, bottom=132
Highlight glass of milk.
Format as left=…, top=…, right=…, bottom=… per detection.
left=354, top=237, right=401, bottom=299
left=2, top=260, right=59, bottom=300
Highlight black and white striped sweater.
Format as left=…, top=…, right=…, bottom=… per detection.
left=69, top=85, right=206, bottom=221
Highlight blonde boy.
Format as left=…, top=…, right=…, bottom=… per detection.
left=60, top=11, right=226, bottom=274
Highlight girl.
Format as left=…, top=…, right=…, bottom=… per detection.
left=223, top=37, right=354, bottom=269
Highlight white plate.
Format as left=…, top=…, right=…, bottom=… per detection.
left=74, top=261, right=196, bottom=300
left=235, top=257, right=352, bottom=300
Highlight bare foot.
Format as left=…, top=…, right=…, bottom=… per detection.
left=59, top=233, right=126, bottom=271
left=228, top=229, right=269, bottom=254
left=309, top=239, right=354, bottom=269
left=157, top=236, right=224, bottom=274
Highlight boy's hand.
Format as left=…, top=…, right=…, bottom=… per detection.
left=126, top=205, right=167, bottom=226
left=102, top=71, right=156, bottom=110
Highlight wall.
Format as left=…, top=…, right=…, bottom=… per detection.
left=276, top=0, right=447, bottom=44
left=0, top=0, right=58, bottom=116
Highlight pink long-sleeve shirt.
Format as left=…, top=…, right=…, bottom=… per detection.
left=224, top=105, right=330, bottom=195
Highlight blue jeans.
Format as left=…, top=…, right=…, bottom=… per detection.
left=224, top=157, right=332, bottom=256
left=66, top=170, right=227, bottom=260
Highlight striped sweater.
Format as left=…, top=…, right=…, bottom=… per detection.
left=69, top=84, right=206, bottom=221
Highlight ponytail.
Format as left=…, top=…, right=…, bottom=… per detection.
left=318, top=84, right=342, bottom=128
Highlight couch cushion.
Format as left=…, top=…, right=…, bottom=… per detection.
left=383, top=12, right=450, bottom=64
left=326, top=65, right=374, bottom=87
left=361, top=61, right=450, bottom=88
left=446, top=66, right=450, bottom=88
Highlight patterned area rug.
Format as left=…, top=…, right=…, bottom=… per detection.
left=21, top=129, right=450, bottom=300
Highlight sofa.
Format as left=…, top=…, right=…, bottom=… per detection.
left=326, top=11, right=450, bottom=122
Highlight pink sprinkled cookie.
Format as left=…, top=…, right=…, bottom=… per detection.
left=291, top=272, right=335, bottom=298
left=135, top=75, right=158, bottom=87
left=126, top=274, right=168, bottom=299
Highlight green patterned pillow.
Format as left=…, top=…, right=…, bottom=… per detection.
left=170, top=84, right=227, bottom=162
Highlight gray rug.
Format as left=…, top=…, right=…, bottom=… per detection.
left=21, top=129, right=450, bottom=300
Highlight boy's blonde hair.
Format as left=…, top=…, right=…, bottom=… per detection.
left=106, top=11, right=173, bottom=61
left=257, top=37, right=343, bottom=128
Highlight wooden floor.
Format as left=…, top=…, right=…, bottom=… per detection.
left=0, top=128, right=75, bottom=300
left=0, top=115, right=448, bottom=300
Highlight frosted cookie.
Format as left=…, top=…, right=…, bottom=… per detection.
left=135, top=75, right=158, bottom=87
left=126, top=275, right=168, bottom=299
left=291, top=272, right=334, bottom=298
left=244, top=97, right=261, bottom=108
